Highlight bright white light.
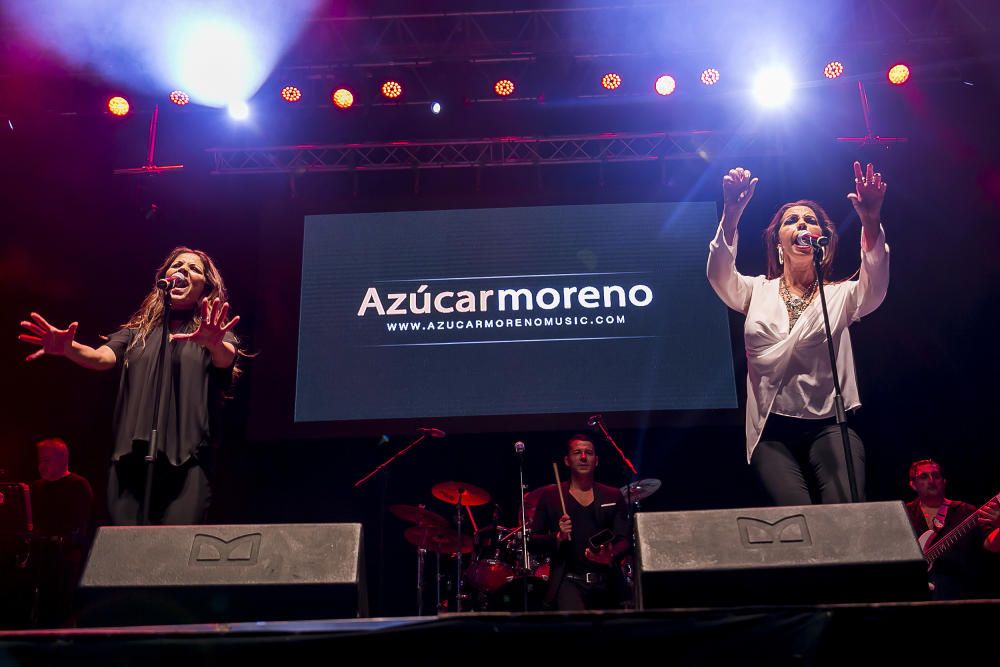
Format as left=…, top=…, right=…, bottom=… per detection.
left=227, top=100, right=249, bottom=120
left=752, top=67, right=794, bottom=108
left=431, top=101, right=441, bottom=114
left=173, top=21, right=260, bottom=108
left=3, top=1, right=320, bottom=111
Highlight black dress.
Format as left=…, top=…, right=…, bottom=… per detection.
left=103, top=324, right=235, bottom=525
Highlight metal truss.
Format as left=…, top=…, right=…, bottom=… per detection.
left=207, top=130, right=779, bottom=175
left=283, top=1, right=999, bottom=70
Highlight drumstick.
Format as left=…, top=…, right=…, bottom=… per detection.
left=465, top=504, right=479, bottom=534
left=552, top=462, right=571, bottom=541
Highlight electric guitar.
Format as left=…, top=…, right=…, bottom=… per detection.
left=919, top=492, right=1000, bottom=572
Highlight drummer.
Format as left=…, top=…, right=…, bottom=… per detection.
left=529, top=434, right=630, bottom=611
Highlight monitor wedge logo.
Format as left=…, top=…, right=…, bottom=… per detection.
left=189, top=532, right=262, bottom=566
left=737, top=514, right=811, bottom=547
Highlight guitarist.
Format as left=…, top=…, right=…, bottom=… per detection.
left=904, top=459, right=1000, bottom=599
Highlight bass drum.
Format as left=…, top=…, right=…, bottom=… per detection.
left=483, top=572, right=549, bottom=612
left=466, top=554, right=514, bottom=593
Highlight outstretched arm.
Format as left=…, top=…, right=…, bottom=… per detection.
left=847, top=160, right=887, bottom=252
left=707, top=167, right=759, bottom=314
left=18, top=312, right=116, bottom=370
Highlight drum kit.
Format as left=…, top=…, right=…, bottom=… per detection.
left=391, top=477, right=661, bottom=614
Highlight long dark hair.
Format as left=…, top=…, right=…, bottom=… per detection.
left=762, top=200, right=839, bottom=281
left=121, top=247, right=229, bottom=346
left=119, top=247, right=244, bottom=381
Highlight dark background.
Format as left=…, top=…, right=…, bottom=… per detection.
left=2, top=0, right=999, bottom=616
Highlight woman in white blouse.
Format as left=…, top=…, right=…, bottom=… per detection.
left=707, top=162, right=889, bottom=505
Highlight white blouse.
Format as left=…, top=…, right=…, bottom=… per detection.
left=707, top=224, right=890, bottom=462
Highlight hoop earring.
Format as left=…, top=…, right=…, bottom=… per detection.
left=777, top=246, right=784, bottom=265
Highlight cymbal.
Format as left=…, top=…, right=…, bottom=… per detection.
left=430, top=532, right=474, bottom=555
left=404, top=526, right=444, bottom=550
left=431, top=481, right=490, bottom=506
left=403, top=526, right=473, bottom=555
left=620, top=478, right=661, bottom=502
left=388, top=504, right=448, bottom=527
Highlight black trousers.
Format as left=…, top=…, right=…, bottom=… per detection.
left=107, top=453, right=212, bottom=525
left=750, top=414, right=866, bottom=506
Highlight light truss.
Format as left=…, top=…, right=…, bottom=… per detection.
left=283, top=1, right=998, bottom=70
left=207, top=130, right=779, bottom=175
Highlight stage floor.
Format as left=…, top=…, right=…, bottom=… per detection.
left=1, top=600, right=997, bottom=666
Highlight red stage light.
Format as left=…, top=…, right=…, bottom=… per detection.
left=601, top=73, right=622, bottom=91
left=332, top=88, right=354, bottom=108
left=654, top=75, right=676, bottom=96
left=700, top=68, right=720, bottom=86
left=281, top=86, right=302, bottom=103
left=169, top=90, right=190, bottom=106
left=887, top=64, right=910, bottom=85
left=823, top=61, right=844, bottom=79
left=494, top=79, right=515, bottom=97
left=381, top=80, right=402, bottom=99
left=107, top=96, right=130, bottom=116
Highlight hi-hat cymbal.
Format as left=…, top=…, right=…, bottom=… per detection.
left=403, top=526, right=473, bottom=555
left=388, top=504, right=448, bottom=527
left=431, top=481, right=491, bottom=506
left=620, top=478, right=661, bottom=502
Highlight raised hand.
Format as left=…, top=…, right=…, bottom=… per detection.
left=722, top=167, right=758, bottom=213
left=18, top=312, right=78, bottom=362
left=847, top=161, right=887, bottom=223
left=171, top=297, right=239, bottom=350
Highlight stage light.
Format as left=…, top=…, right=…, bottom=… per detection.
left=107, top=96, right=130, bottom=116
left=381, top=80, right=402, bottom=99
left=823, top=61, right=844, bottom=79
left=700, top=68, right=720, bottom=86
left=601, top=73, right=622, bottom=91
left=227, top=100, right=249, bottom=120
left=654, top=75, right=676, bottom=96
left=332, top=88, right=354, bottom=109
left=887, top=63, right=910, bottom=85
left=169, top=90, right=190, bottom=106
left=752, top=67, right=793, bottom=108
left=431, top=101, right=442, bottom=114
left=494, top=79, right=515, bottom=97
left=280, top=86, right=302, bottom=103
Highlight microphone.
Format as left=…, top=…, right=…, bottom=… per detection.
left=514, top=441, right=525, bottom=457
left=417, top=427, right=446, bottom=438
left=793, top=230, right=829, bottom=248
left=587, top=415, right=602, bottom=427
left=156, top=273, right=189, bottom=290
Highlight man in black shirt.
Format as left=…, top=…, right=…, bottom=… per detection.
left=29, top=438, right=93, bottom=626
left=30, top=438, right=93, bottom=538
left=530, top=434, right=629, bottom=611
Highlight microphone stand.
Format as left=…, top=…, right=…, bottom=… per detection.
left=812, top=243, right=861, bottom=502
left=355, top=430, right=438, bottom=616
left=514, top=443, right=530, bottom=612
left=354, top=433, right=431, bottom=489
left=589, top=416, right=638, bottom=604
left=141, top=289, right=173, bottom=526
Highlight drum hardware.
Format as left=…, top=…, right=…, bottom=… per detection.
left=431, top=480, right=490, bottom=612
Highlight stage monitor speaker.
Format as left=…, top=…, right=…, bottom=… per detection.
left=78, top=523, right=366, bottom=626
left=635, top=501, right=927, bottom=608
